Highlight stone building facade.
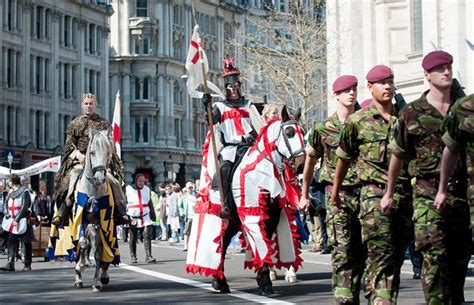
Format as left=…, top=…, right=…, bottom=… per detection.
left=326, top=0, right=473, bottom=114
left=0, top=0, right=112, bottom=193
left=109, top=0, right=247, bottom=188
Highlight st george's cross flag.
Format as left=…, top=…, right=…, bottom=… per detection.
left=112, top=91, right=121, bottom=159
left=184, top=25, right=225, bottom=100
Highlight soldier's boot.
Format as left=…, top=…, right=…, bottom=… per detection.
left=144, top=229, right=156, bottom=264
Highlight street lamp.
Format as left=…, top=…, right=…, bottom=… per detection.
left=7, top=152, right=13, bottom=174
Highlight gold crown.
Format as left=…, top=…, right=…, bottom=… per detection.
left=81, top=93, right=96, bottom=102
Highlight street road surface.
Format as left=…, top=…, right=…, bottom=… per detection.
left=1, top=240, right=474, bottom=304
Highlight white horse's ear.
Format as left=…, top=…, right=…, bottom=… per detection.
left=294, top=108, right=302, bottom=121
left=281, top=106, right=290, bottom=122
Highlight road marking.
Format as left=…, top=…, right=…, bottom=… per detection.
left=303, top=258, right=474, bottom=282
left=119, top=263, right=295, bottom=305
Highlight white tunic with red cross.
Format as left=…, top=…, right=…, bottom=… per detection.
left=126, top=185, right=153, bottom=228
left=7, top=195, right=23, bottom=219
left=215, top=100, right=254, bottom=162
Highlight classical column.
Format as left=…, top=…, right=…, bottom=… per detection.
left=2, top=0, right=8, bottom=28
left=11, top=107, right=17, bottom=146
left=155, top=75, right=165, bottom=144
left=157, top=1, right=164, bottom=56
left=1, top=48, right=6, bottom=85
left=139, top=79, right=144, bottom=102
left=121, top=1, right=130, bottom=55
left=58, top=63, right=64, bottom=98
left=59, top=15, right=64, bottom=45
left=3, top=106, right=8, bottom=143
left=31, top=5, right=36, bottom=37
left=12, top=50, right=17, bottom=88
left=139, top=116, right=144, bottom=143
left=122, top=73, right=132, bottom=141
left=39, top=111, right=45, bottom=148
left=68, top=17, right=72, bottom=47
left=41, top=58, right=46, bottom=93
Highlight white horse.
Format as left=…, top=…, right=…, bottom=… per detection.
left=72, top=129, right=121, bottom=292
left=213, top=108, right=306, bottom=295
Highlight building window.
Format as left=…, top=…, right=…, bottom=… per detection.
left=89, top=24, right=96, bottom=54
left=143, top=78, right=149, bottom=100
left=134, top=78, right=140, bottom=100
left=96, top=72, right=100, bottom=104
left=136, top=0, right=147, bottom=17
left=64, top=64, right=69, bottom=98
left=35, top=111, right=40, bottom=148
left=36, top=6, right=41, bottom=39
left=412, top=0, right=423, bottom=52
left=36, top=57, right=41, bottom=94
left=71, top=64, right=76, bottom=97
left=64, top=16, right=70, bottom=47
left=45, top=9, right=50, bottom=39
left=44, top=112, right=49, bottom=147
left=134, top=119, right=140, bottom=143
left=143, top=118, right=148, bottom=143
left=89, top=69, right=94, bottom=94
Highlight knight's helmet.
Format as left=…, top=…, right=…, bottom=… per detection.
left=222, top=58, right=243, bottom=100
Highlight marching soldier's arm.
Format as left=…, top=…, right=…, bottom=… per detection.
left=299, top=127, right=323, bottom=210
left=15, top=191, right=32, bottom=222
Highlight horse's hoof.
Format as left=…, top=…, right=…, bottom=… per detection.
left=212, top=277, right=230, bottom=293
left=74, top=282, right=83, bottom=288
left=100, top=277, right=110, bottom=285
left=92, top=285, right=103, bottom=293
left=285, top=275, right=297, bottom=283
left=259, top=283, right=274, bottom=296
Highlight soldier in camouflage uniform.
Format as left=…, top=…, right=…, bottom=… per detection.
left=382, top=51, right=470, bottom=304
left=300, top=75, right=363, bottom=304
left=331, top=65, right=410, bottom=304
left=435, top=93, right=474, bottom=246
left=53, top=93, right=125, bottom=226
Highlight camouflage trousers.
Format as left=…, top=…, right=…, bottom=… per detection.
left=469, top=184, right=474, bottom=247
left=326, top=185, right=364, bottom=305
left=359, top=184, right=411, bottom=305
left=413, top=183, right=471, bottom=305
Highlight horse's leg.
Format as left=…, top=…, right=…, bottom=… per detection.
left=256, top=197, right=281, bottom=295
left=100, top=263, right=110, bottom=285
left=257, top=263, right=274, bottom=296
left=74, top=238, right=87, bottom=288
left=212, top=215, right=240, bottom=293
left=89, top=225, right=103, bottom=293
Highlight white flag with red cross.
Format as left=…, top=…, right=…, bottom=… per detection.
left=184, top=25, right=225, bottom=100
left=112, top=91, right=121, bottom=159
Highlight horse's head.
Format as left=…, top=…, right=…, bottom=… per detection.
left=274, top=106, right=305, bottom=162
left=86, top=129, right=113, bottom=185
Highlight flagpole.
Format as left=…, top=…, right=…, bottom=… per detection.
left=193, top=17, right=226, bottom=213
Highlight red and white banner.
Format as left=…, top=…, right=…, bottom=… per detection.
left=0, top=156, right=61, bottom=179
left=184, top=25, right=225, bottom=100
left=112, top=90, right=121, bottom=159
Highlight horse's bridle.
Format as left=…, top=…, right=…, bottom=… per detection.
left=256, top=120, right=304, bottom=174
left=84, top=134, right=109, bottom=184
left=278, top=120, right=305, bottom=161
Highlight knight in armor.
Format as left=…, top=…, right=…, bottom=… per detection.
left=125, top=174, right=157, bottom=264
left=53, top=93, right=126, bottom=226
left=202, top=58, right=257, bottom=219
left=1, top=174, right=34, bottom=271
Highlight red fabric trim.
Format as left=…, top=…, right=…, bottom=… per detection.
left=190, top=40, right=199, bottom=64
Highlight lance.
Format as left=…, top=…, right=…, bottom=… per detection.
left=192, top=6, right=226, bottom=214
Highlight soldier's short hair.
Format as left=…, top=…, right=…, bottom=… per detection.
left=81, top=93, right=96, bottom=103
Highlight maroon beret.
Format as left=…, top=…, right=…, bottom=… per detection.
left=332, top=75, right=358, bottom=93
left=422, top=50, right=453, bottom=71
left=360, top=99, right=373, bottom=109
left=366, top=65, right=393, bottom=83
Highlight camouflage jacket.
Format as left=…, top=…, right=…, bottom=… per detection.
left=389, top=91, right=465, bottom=179
left=336, top=104, right=397, bottom=185
left=307, top=112, right=359, bottom=186
left=442, top=94, right=474, bottom=178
